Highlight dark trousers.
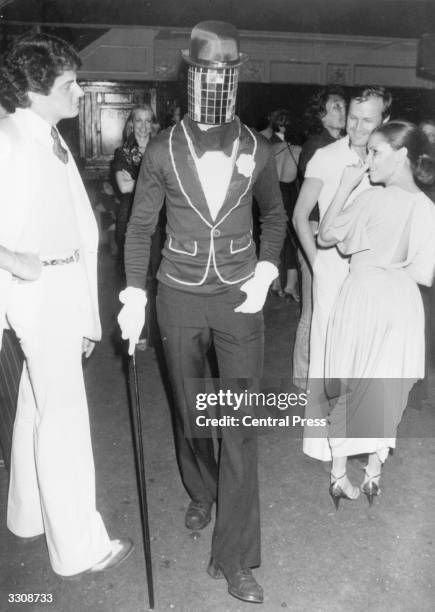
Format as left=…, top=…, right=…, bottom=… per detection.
left=279, top=181, right=299, bottom=271
left=115, top=194, right=133, bottom=265
left=156, top=283, right=264, bottom=572
left=408, top=285, right=432, bottom=408
left=0, top=329, right=24, bottom=473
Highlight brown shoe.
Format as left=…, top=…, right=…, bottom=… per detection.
left=185, top=500, right=212, bottom=530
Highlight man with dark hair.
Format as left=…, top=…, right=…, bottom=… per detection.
left=119, top=21, right=285, bottom=605
left=293, top=86, right=346, bottom=385
left=293, top=85, right=392, bottom=461
left=298, top=85, right=347, bottom=178
left=0, top=33, right=132, bottom=577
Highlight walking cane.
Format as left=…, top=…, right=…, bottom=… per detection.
left=130, top=351, right=155, bottom=610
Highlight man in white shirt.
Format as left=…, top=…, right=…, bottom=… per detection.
left=293, top=86, right=392, bottom=460
left=0, top=33, right=132, bottom=577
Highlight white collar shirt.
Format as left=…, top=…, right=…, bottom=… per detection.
left=183, top=125, right=238, bottom=222
left=305, top=135, right=371, bottom=219
left=13, top=108, right=81, bottom=258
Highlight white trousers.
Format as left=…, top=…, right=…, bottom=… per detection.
left=6, top=262, right=111, bottom=576
left=303, top=249, right=349, bottom=462
left=292, top=249, right=312, bottom=387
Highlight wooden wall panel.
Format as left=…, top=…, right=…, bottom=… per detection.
left=79, top=27, right=435, bottom=89
left=269, top=61, right=323, bottom=83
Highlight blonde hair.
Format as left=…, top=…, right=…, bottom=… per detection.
left=123, top=104, right=159, bottom=141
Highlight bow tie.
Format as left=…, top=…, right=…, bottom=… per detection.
left=51, top=126, right=69, bottom=164
left=184, top=115, right=239, bottom=158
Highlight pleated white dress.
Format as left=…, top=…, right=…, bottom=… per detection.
left=325, top=185, right=435, bottom=459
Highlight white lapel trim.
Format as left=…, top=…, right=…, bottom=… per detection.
left=169, top=124, right=213, bottom=229
left=214, top=124, right=258, bottom=230
left=165, top=122, right=258, bottom=287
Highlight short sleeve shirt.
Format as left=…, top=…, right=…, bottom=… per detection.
left=305, top=135, right=371, bottom=220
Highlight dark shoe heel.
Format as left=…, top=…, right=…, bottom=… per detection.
left=329, top=472, right=360, bottom=510
left=361, top=469, right=381, bottom=506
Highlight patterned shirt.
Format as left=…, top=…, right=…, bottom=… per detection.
left=113, top=135, right=144, bottom=182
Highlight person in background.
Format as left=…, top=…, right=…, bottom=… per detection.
left=408, top=118, right=435, bottom=408
left=0, top=32, right=132, bottom=577
left=418, top=119, right=435, bottom=202
left=164, top=100, right=182, bottom=128
left=318, top=121, right=435, bottom=507
left=113, top=105, right=160, bottom=348
left=259, top=109, right=279, bottom=140
left=419, top=118, right=435, bottom=146
left=293, top=86, right=392, bottom=462
left=298, top=85, right=347, bottom=178
left=292, top=86, right=346, bottom=386
left=269, top=109, right=301, bottom=300
left=113, top=104, right=158, bottom=269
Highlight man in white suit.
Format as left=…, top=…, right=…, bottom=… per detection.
left=0, top=33, right=132, bottom=577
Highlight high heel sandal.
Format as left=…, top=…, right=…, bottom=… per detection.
left=283, top=289, right=300, bottom=303
left=361, top=469, right=381, bottom=506
left=329, top=472, right=360, bottom=510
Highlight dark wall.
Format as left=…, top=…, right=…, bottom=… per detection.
left=237, top=82, right=435, bottom=142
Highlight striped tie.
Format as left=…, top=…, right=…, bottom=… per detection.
left=51, top=126, right=69, bottom=164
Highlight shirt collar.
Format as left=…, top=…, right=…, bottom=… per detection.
left=13, top=107, right=54, bottom=144
left=343, top=134, right=361, bottom=161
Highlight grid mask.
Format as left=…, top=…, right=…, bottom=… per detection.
left=188, top=65, right=239, bottom=125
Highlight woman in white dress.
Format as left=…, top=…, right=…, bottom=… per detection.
left=318, top=121, right=435, bottom=508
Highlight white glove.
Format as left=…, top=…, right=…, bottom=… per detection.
left=234, top=261, right=278, bottom=314
left=118, top=287, right=147, bottom=355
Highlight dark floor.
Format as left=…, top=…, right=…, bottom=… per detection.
left=1, top=251, right=435, bottom=612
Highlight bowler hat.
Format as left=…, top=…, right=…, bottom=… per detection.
left=182, top=21, right=248, bottom=69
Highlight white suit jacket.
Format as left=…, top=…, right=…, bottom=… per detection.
left=0, top=108, right=101, bottom=347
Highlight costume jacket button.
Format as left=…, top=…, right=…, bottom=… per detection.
left=213, top=229, right=221, bottom=237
